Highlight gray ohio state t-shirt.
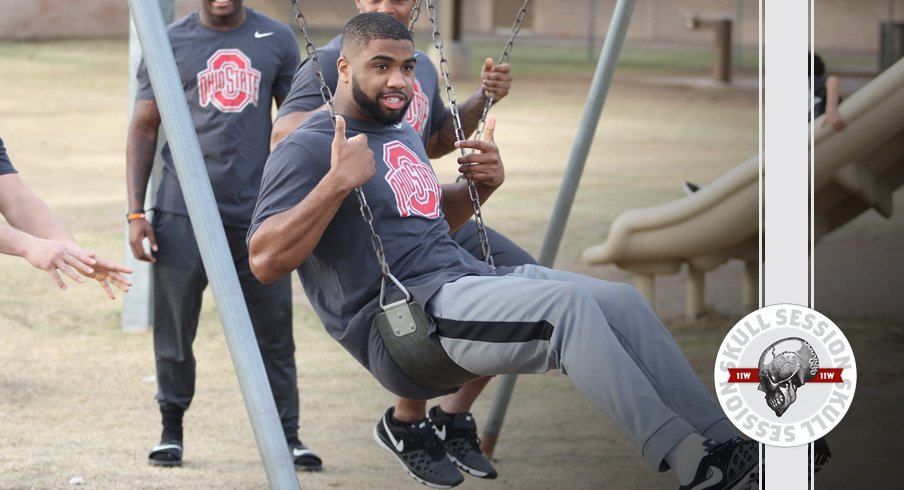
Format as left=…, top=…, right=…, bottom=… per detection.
left=249, top=111, right=493, bottom=399
left=0, top=137, right=16, bottom=175
left=276, top=34, right=447, bottom=148
left=136, top=9, right=299, bottom=227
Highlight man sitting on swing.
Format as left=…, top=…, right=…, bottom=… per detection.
left=272, top=0, right=532, bottom=485
left=249, top=13, right=758, bottom=490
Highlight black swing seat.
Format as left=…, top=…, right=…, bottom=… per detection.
left=375, top=298, right=481, bottom=392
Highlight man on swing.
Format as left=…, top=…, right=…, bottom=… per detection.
left=250, top=12, right=758, bottom=490
left=271, top=0, right=532, bottom=485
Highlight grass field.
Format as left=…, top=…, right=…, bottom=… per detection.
left=1, top=38, right=902, bottom=489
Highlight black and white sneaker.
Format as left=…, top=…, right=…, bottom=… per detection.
left=373, top=407, right=464, bottom=488
left=288, top=441, right=322, bottom=472
left=428, top=406, right=497, bottom=479
left=679, top=438, right=759, bottom=490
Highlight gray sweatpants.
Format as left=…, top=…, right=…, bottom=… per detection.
left=151, top=212, right=298, bottom=440
left=426, top=265, right=737, bottom=470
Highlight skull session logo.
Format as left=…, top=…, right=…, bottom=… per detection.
left=714, top=305, right=856, bottom=446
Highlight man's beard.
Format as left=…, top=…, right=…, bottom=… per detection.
left=352, top=77, right=411, bottom=126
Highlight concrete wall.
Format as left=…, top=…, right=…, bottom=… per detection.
left=1, top=0, right=902, bottom=54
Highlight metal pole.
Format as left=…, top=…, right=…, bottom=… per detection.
left=122, top=0, right=173, bottom=333
left=587, top=0, right=598, bottom=63
left=126, top=2, right=300, bottom=488
left=481, top=0, right=638, bottom=459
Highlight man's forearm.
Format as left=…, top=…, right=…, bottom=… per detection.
left=440, top=180, right=498, bottom=232
left=0, top=179, right=77, bottom=246
left=126, top=131, right=158, bottom=212
left=249, top=172, right=351, bottom=283
left=428, top=90, right=489, bottom=158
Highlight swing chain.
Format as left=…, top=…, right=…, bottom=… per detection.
left=408, top=0, right=423, bottom=33
left=472, top=0, right=531, bottom=143
left=290, top=0, right=337, bottom=123
left=425, top=0, right=494, bottom=267
left=290, top=0, right=390, bottom=277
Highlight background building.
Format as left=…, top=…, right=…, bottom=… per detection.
left=1, top=0, right=901, bottom=58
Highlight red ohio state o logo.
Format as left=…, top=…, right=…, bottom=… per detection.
left=383, top=141, right=441, bottom=219
left=197, top=49, right=262, bottom=113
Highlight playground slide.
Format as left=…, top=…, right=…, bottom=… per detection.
left=581, top=57, right=904, bottom=300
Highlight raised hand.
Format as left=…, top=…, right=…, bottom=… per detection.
left=480, top=58, right=512, bottom=102
left=329, top=115, right=375, bottom=191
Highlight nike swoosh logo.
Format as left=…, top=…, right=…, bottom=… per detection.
left=382, top=418, right=404, bottom=453
left=254, top=31, right=274, bottom=39
left=688, top=468, right=723, bottom=490
left=435, top=425, right=447, bottom=441
left=292, top=447, right=314, bottom=457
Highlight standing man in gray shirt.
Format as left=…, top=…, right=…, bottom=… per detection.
left=125, top=0, right=319, bottom=471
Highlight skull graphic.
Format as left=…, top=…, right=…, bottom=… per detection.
left=757, top=338, right=819, bottom=417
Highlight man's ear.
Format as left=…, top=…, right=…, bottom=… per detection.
left=337, top=55, right=350, bottom=84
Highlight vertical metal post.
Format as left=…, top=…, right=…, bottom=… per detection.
left=762, top=0, right=809, bottom=486
left=122, top=0, right=173, bottom=333
left=481, top=0, right=638, bottom=458
left=126, top=1, right=300, bottom=488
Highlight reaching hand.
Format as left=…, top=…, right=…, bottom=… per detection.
left=480, top=58, right=512, bottom=103
left=823, top=112, right=847, bottom=132
left=24, top=238, right=96, bottom=290
left=329, top=115, right=375, bottom=191
left=87, top=255, right=133, bottom=300
left=23, top=238, right=133, bottom=299
left=454, top=115, right=505, bottom=189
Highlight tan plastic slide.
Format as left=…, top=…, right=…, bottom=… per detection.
left=582, top=57, right=904, bottom=318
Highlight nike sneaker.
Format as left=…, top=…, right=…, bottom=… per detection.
left=428, top=406, right=498, bottom=479
left=288, top=441, right=322, bottom=472
left=679, top=438, right=759, bottom=490
left=373, top=407, right=464, bottom=488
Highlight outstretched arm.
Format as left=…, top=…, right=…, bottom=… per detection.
left=250, top=116, right=375, bottom=283
left=441, top=116, right=505, bottom=232
left=427, top=59, right=512, bottom=158
left=0, top=173, right=132, bottom=298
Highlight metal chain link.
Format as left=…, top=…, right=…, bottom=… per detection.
left=290, top=0, right=391, bottom=277
left=425, top=0, right=494, bottom=266
left=408, top=0, right=423, bottom=32
left=472, top=0, right=530, bottom=143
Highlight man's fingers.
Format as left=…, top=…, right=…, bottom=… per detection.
left=482, top=57, right=493, bottom=74
left=483, top=115, right=496, bottom=142
left=98, top=280, right=116, bottom=300
left=62, top=254, right=95, bottom=276
left=55, top=262, right=83, bottom=283
left=332, top=115, right=347, bottom=147
left=47, top=270, right=67, bottom=290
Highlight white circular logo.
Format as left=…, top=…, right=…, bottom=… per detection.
left=714, top=304, right=857, bottom=447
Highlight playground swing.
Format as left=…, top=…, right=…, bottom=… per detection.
left=288, top=0, right=531, bottom=392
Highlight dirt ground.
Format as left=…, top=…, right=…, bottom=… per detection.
left=1, top=40, right=902, bottom=490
